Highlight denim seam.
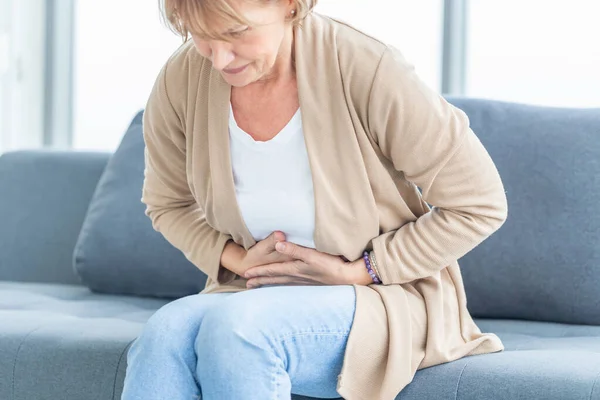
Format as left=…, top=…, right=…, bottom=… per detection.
left=269, top=330, right=351, bottom=398
left=268, top=350, right=282, bottom=400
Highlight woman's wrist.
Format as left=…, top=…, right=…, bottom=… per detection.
left=347, top=258, right=378, bottom=286
left=220, top=240, right=248, bottom=277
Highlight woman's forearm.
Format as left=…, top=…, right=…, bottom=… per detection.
left=220, top=240, right=248, bottom=277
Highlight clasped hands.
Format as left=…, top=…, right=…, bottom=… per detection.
left=241, top=231, right=373, bottom=289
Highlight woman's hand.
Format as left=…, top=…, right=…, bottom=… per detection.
left=243, top=241, right=374, bottom=289
left=240, top=231, right=297, bottom=272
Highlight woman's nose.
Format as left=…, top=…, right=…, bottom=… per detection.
left=210, top=42, right=235, bottom=71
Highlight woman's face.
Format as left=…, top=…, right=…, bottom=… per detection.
left=191, top=0, right=294, bottom=87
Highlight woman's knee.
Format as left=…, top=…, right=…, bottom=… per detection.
left=194, top=294, right=276, bottom=356
left=137, top=293, right=227, bottom=349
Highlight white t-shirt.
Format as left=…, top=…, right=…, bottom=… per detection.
left=228, top=105, right=316, bottom=249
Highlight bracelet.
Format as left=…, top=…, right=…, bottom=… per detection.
left=368, top=250, right=382, bottom=282
left=362, top=251, right=382, bottom=284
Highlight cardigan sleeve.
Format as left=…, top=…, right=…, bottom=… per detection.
left=367, top=47, right=508, bottom=285
left=141, top=62, right=237, bottom=285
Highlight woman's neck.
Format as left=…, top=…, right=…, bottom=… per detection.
left=255, top=26, right=295, bottom=87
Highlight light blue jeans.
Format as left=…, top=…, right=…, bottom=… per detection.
left=121, top=284, right=356, bottom=400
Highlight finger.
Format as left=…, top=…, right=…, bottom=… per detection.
left=272, top=230, right=286, bottom=244
left=275, top=241, right=314, bottom=263
left=265, top=231, right=286, bottom=251
left=244, top=262, right=297, bottom=279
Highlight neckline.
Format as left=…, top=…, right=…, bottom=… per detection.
left=228, top=103, right=302, bottom=147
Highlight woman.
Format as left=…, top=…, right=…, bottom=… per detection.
left=122, top=0, right=509, bottom=399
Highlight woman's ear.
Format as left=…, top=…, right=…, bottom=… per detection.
left=286, top=0, right=296, bottom=13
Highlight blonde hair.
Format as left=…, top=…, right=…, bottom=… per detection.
left=159, top=0, right=317, bottom=41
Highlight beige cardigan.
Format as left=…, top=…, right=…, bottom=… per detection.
left=141, top=12, right=508, bottom=400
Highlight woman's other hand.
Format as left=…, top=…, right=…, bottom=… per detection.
left=243, top=241, right=374, bottom=289
left=240, top=231, right=297, bottom=272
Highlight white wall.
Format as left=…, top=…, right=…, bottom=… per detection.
left=0, top=0, right=47, bottom=154
left=0, top=10, right=8, bottom=153
left=317, top=0, right=444, bottom=92
left=466, top=0, right=600, bottom=108
left=72, top=0, right=182, bottom=151
left=72, top=0, right=443, bottom=151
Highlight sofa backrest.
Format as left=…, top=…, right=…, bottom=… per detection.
left=72, top=111, right=213, bottom=299
left=0, top=150, right=109, bottom=285
left=446, top=96, right=600, bottom=325
left=2, top=97, right=599, bottom=326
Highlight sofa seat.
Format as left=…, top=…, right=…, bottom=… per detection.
left=401, top=319, right=600, bottom=399
left=0, top=281, right=169, bottom=400
left=3, top=281, right=600, bottom=400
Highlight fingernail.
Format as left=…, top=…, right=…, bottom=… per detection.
left=276, top=242, right=286, bottom=252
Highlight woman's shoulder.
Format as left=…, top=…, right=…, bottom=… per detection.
left=310, top=12, right=389, bottom=72
left=305, top=13, right=412, bottom=109
left=151, top=40, right=209, bottom=111
left=308, top=13, right=414, bottom=93
left=162, top=40, right=207, bottom=82
left=317, top=13, right=386, bottom=52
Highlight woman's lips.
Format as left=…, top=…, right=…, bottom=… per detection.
left=223, top=64, right=249, bottom=74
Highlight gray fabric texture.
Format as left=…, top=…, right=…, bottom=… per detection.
left=0, top=150, right=109, bottom=285
left=73, top=111, right=210, bottom=299
left=446, top=97, right=600, bottom=326
left=401, top=318, right=600, bottom=399
left=3, top=282, right=600, bottom=399
left=0, top=282, right=168, bottom=400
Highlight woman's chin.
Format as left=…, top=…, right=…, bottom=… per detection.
left=221, top=69, right=257, bottom=88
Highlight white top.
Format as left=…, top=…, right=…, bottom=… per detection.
left=228, top=105, right=316, bottom=249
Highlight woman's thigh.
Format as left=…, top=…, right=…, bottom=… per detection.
left=135, top=291, right=234, bottom=347
left=123, top=292, right=235, bottom=399
left=200, top=284, right=357, bottom=398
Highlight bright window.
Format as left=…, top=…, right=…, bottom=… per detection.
left=466, top=0, right=600, bottom=108
left=316, top=0, right=444, bottom=92
left=0, top=0, right=46, bottom=154
left=72, top=0, right=181, bottom=151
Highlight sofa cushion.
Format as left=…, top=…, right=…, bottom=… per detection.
left=402, top=325, right=600, bottom=399
left=401, top=318, right=600, bottom=399
left=446, top=97, right=600, bottom=326
left=73, top=112, right=210, bottom=298
left=3, top=282, right=600, bottom=400
left=0, top=281, right=168, bottom=400
left=0, top=150, right=109, bottom=285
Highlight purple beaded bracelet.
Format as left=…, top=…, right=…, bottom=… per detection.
left=362, top=251, right=382, bottom=284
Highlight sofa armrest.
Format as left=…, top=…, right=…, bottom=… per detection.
left=0, top=149, right=110, bottom=285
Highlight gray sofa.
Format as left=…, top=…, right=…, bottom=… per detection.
left=1, top=97, right=599, bottom=400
